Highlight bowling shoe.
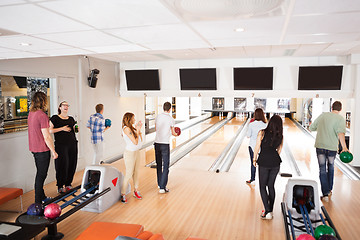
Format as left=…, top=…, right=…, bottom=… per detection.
left=133, top=191, right=142, bottom=200
left=121, top=195, right=128, bottom=204
left=159, top=188, right=170, bottom=194
left=260, top=210, right=273, bottom=220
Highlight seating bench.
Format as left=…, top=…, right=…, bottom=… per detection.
left=0, top=188, right=23, bottom=212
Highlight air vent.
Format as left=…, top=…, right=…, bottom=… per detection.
left=164, top=0, right=287, bottom=20
left=284, top=49, right=296, bottom=56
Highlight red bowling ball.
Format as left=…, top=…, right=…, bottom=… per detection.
left=174, top=127, right=181, bottom=136
left=297, top=234, right=315, bottom=240
left=44, top=203, right=61, bottom=219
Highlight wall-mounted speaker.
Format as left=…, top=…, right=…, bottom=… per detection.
left=88, top=69, right=100, bottom=88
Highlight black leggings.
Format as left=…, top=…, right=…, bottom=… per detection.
left=258, top=166, right=280, bottom=213
left=55, top=143, right=78, bottom=188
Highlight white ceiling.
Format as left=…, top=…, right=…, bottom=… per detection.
left=0, top=0, right=360, bottom=62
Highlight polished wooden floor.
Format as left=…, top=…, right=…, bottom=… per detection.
left=1, top=116, right=359, bottom=239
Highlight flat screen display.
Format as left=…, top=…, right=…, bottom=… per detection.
left=179, top=68, right=217, bottom=90
left=233, top=67, right=273, bottom=90
left=298, top=66, right=343, bottom=90
left=125, top=69, right=160, bottom=91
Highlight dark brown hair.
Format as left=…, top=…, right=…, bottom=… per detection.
left=30, top=92, right=47, bottom=112
left=254, top=108, right=266, bottom=123
left=263, top=114, right=283, bottom=149
left=163, top=102, right=171, bottom=112
left=58, top=101, right=67, bottom=115
left=332, top=101, right=342, bottom=111
left=122, top=112, right=138, bottom=139
left=95, top=104, right=103, bottom=113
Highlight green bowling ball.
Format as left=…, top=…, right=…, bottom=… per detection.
left=339, top=151, right=353, bottom=163
left=314, top=225, right=336, bottom=240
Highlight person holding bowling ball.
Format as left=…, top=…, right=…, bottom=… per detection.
left=49, top=101, right=78, bottom=193
left=309, top=101, right=350, bottom=202
left=120, top=112, right=143, bottom=203
left=86, top=104, right=111, bottom=165
left=154, top=102, right=179, bottom=194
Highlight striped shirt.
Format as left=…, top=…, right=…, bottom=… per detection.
left=86, top=113, right=105, bottom=144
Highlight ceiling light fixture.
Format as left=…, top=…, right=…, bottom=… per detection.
left=20, top=43, right=31, bottom=46
left=234, top=27, right=245, bottom=32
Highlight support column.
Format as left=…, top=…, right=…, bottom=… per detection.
left=350, top=64, right=360, bottom=166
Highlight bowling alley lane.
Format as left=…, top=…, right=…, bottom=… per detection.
left=283, top=118, right=345, bottom=179
left=145, top=116, right=223, bottom=165
left=171, top=115, right=246, bottom=171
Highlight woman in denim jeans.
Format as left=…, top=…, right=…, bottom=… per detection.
left=309, top=101, right=349, bottom=201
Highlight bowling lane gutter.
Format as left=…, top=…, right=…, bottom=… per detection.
left=209, top=118, right=249, bottom=172
left=103, top=114, right=212, bottom=164
left=282, top=140, right=302, bottom=177
left=167, top=113, right=235, bottom=168
left=291, top=118, right=360, bottom=180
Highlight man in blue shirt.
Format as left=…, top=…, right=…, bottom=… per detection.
left=87, top=104, right=110, bottom=164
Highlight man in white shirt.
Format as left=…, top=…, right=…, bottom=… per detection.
left=154, top=102, right=178, bottom=193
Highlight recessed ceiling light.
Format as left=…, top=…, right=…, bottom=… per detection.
left=313, top=42, right=327, bottom=44
left=20, top=43, right=31, bottom=46
left=234, top=27, right=245, bottom=32
left=312, top=33, right=329, bottom=36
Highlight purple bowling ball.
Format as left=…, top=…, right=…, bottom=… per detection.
left=27, top=203, right=44, bottom=216
left=318, top=235, right=338, bottom=240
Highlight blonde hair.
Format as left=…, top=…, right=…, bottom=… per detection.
left=122, top=112, right=138, bottom=139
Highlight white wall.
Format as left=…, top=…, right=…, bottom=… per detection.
left=176, top=97, right=189, bottom=121
left=0, top=56, right=144, bottom=192
left=119, top=56, right=353, bottom=99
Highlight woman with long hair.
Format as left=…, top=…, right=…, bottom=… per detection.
left=253, top=114, right=283, bottom=220
left=28, top=91, right=58, bottom=203
left=49, top=101, right=78, bottom=193
left=246, top=108, right=267, bottom=185
left=121, top=112, right=143, bottom=203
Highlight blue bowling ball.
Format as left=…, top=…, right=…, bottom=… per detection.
left=27, top=203, right=44, bottom=216
left=105, top=119, right=111, bottom=127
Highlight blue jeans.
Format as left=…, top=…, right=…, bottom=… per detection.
left=154, top=143, right=170, bottom=189
left=248, top=147, right=256, bottom=181
left=316, top=148, right=336, bottom=196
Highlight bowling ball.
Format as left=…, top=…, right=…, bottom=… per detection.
left=174, top=127, right=181, bottom=136
left=297, top=234, right=315, bottom=240
left=105, top=119, right=112, bottom=127
left=339, top=151, right=353, bottom=163
left=318, top=235, right=338, bottom=240
left=44, top=203, right=61, bottom=219
left=27, top=203, right=44, bottom=216
left=314, top=225, right=336, bottom=240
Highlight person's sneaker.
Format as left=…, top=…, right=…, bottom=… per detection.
left=42, top=197, right=52, bottom=204
left=65, top=186, right=73, bottom=191
left=320, top=195, right=329, bottom=202
left=58, top=188, right=66, bottom=193
left=246, top=180, right=255, bottom=185
left=120, top=195, right=128, bottom=204
left=260, top=211, right=273, bottom=220
left=159, top=188, right=170, bottom=194
left=133, top=191, right=142, bottom=200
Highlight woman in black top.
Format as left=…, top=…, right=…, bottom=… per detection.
left=253, top=115, right=283, bottom=220
left=49, top=101, right=78, bottom=193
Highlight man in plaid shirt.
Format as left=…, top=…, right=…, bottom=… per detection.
left=87, top=104, right=110, bottom=164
